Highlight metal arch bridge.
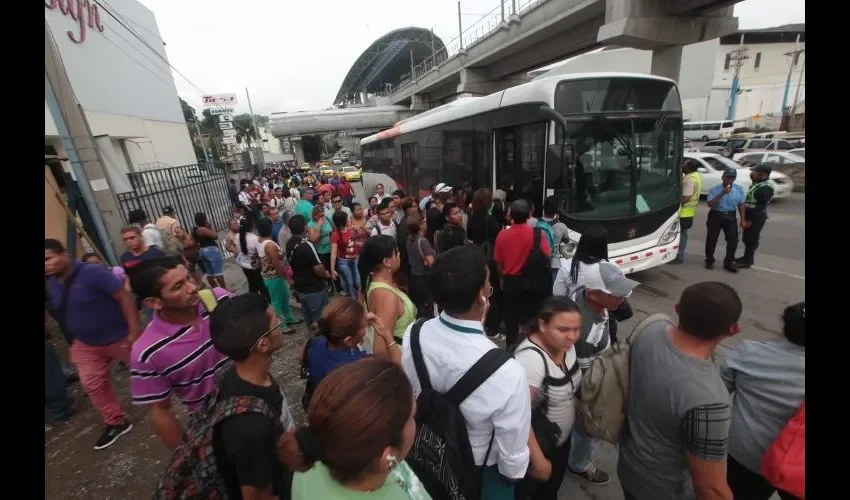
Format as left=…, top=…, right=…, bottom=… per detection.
left=333, top=27, right=447, bottom=105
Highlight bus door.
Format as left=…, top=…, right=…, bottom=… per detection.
left=495, top=123, right=545, bottom=216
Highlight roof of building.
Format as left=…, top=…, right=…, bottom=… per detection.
left=333, top=27, right=447, bottom=105
left=721, top=23, right=805, bottom=44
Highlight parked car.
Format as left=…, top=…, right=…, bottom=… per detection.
left=699, top=139, right=730, bottom=154
left=787, top=148, right=805, bottom=159
left=684, top=152, right=794, bottom=200
left=721, top=138, right=798, bottom=158
left=734, top=151, right=805, bottom=166
left=332, top=157, right=342, bottom=165
left=684, top=139, right=700, bottom=153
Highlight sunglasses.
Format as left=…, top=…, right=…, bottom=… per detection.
left=249, top=316, right=286, bottom=352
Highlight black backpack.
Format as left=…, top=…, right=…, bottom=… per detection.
left=407, top=319, right=511, bottom=500
left=519, top=228, right=554, bottom=294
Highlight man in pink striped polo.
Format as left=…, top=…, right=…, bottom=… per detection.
left=129, top=257, right=230, bottom=450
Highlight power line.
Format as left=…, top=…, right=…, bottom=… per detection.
left=92, top=0, right=206, bottom=95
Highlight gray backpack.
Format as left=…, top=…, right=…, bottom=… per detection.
left=577, top=313, right=673, bottom=444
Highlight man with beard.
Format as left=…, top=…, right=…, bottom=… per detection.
left=209, top=293, right=296, bottom=500
left=129, top=257, right=231, bottom=450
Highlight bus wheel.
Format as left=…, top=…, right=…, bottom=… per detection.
left=701, top=135, right=709, bottom=142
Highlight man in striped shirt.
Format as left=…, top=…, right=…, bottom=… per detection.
left=129, top=257, right=230, bottom=449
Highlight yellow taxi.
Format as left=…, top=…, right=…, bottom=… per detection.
left=319, top=165, right=336, bottom=177
left=299, top=163, right=312, bottom=173
left=339, top=165, right=362, bottom=182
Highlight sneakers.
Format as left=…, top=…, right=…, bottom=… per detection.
left=94, top=420, right=133, bottom=450
left=567, top=463, right=610, bottom=485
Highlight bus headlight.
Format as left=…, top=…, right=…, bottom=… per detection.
left=658, top=220, right=680, bottom=245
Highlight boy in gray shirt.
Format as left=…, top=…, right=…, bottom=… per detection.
left=619, top=281, right=740, bottom=500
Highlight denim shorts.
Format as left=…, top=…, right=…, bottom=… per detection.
left=200, top=245, right=225, bottom=276
left=299, top=290, right=329, bottom=326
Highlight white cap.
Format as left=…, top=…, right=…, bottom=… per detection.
left=583, top=262, right=640, bottom=298
left=435, top=182, right=453, bottom=193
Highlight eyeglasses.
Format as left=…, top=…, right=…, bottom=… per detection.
left=486, top=286, right=493, bottom=298
left=250, top=316, right=285, bottom=352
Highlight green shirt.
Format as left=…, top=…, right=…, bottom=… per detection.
left=292, top=461, right=431, bottom=500
left=367, top=281, right=417, bottom=340
left=308, top=218, right=333, bottom=254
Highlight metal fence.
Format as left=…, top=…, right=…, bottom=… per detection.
left=116, top=163, right=236, bottom=235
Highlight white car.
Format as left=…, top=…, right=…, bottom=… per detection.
left=332, top=157, right=342, bottom=165
left=684, top=152, right=794, bottom=200
left=733, top=151, right=805, bottom=164
left=787, top=148, right=805, bottom=160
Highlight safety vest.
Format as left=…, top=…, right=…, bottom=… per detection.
left=679, top=171, right=702, bottom=218
left=745, top=180, right=772, bottom=207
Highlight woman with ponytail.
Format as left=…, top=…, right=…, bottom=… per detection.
left=302, top=297, right=399, bottom=407
left=357, top=236, right=416, bottom=360
left=281, top=358, right=431, bottom=500
left=235, top=215, right=271, bottom=301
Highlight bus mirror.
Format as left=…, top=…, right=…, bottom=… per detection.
left=539, top=105, right=567, bottom=130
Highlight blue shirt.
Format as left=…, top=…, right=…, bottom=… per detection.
left=307, top=336, right=368, bottom=388
left=47, top=262, right=127, bottom=346
left=271, top=220, right=285, bottom=242
left=707, top=183, right=745, bottom=213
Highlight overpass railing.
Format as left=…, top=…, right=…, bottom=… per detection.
left=392, top=0, right=548, bottom=96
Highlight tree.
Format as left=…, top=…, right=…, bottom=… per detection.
left=233, top=113, right=257, bottom=148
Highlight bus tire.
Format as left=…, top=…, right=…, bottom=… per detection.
left=701, top=135, right=709, bottom=141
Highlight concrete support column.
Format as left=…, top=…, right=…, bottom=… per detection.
left=650, top=45, right=683, bottom=82
left=410, top=94, right=430, bottom=111
left=290, top=137, right=305, bottom=165
left=457, top=68, right=496, bottom=96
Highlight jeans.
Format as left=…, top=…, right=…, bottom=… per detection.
left=70, top=337, right=131, bottom=426
left=677, top=216, right=693, bottom=261
left=517, top=438, right=571, bottom=500
left=727, top=454, right=800, bottom=500
left=298, top=290, right=329, bottom=326
left=199, top=245, right=225, bottom=276
left=45, top=341, right=74, bottom=424
left=567, top=427, right=599, bottom=473
left=336, top=258, right=360, bottom=298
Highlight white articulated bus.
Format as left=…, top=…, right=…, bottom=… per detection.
left=361, top=72, right=683, bottom=274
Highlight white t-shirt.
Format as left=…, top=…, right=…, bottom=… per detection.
left=371, top=220, right=397, bottom=238
left=514, top=338, right=582, bottom=445
left=236, top=232, right=260, bottom=269
left=142, top=223, right=163, bottom=249
left=238, top=191, right=253, bottom=208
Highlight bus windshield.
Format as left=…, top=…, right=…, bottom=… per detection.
left=549, top=114, right=682, bottom=219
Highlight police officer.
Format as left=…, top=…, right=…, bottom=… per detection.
left=705, top=168, right=747, bottom=273
left=734, top=164, right=774, bottom=269
left=673, top=159, right=702, bottom=264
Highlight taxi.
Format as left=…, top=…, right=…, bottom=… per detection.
left=299, top=162, right=312, bottom=173
left=339, top=165, right=362, bottom=182
left=319, top=165, right=336, bottom=177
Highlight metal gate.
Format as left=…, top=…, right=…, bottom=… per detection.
left=116, top=163, right=236, bottom=234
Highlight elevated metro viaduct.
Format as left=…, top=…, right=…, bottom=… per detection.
left=388, top=0, right=742, bottom=109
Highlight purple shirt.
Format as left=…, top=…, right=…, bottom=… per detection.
left=130, top=288, right=231, bottom=412
left=46, top=261, right=127, bottom=346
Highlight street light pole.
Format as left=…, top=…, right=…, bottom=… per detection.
left=457, top=1, right=464, bottom=51
left=245, top=87, right=265, bottom=171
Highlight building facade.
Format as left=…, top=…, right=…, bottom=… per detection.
left=45, top=0, right=196, bottom=177
left=531, top=24, right=805, bottom=128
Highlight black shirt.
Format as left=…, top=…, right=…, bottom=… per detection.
left=213, top=366, right=294, bottom=500
left=466, top=212, right=502, bottom=246
left=193, top=226, right=218, bottom=248
left=286, top=237, right=326, bottom=294
left=435, top=224, right=467, bottom=254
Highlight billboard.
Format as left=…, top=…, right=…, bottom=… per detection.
left=202, top=94, right=238, bottom=107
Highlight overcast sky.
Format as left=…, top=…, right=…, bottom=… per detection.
left=136, top=0, right=804, bottom=116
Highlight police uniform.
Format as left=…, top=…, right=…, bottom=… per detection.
left=735, top=166, right=775, bottom=268
left=705, top=169, right=746, bottom=271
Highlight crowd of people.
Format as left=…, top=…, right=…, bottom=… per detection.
left=44, top=163, right=804, bottom=500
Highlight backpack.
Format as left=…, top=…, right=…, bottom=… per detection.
left=517, top=228, right=553, bottom=294
left=535, top=219, right=557, bottom=257
left=577, top=312, right=673, bottom=444
left=407, top=319, right=510, bottom=500
left=152, top=384, right=281, bottom=500
left=762, top=400, right=805, bottom=499
left=374, top=220, right=396, bottom=236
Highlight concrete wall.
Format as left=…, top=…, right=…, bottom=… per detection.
left=45, top=0, right=196, bottom=171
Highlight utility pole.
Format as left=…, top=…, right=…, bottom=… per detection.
left=780, top=33, right=803, bottom=130
left=245, top=87, right=265, bottom=172
left=788, top=57, right=806, bottom=131
left=726, top=33, right=748, bottom=121
left=457, top=2, right=464, bottom=51
left=409, top=49, right=416, bottom=80
left=431, top=28, right=436, bottom=59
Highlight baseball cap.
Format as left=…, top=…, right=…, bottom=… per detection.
left=435, top=182, right=453, bottom=193
left=722, top=168, right=737, bottom=179
left=752, top=164, right=773, bottom=176
left=162, top=206, right=175, bottom=214
left=583, top=261, right=640, bottom=298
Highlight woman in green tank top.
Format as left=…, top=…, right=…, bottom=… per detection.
left=358, top=236, right=417, bottom=361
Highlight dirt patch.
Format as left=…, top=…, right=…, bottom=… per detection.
left=45, top=305, right=311, bottom=499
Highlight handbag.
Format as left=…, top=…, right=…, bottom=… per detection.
left=514, top=345, right=563, bottom=458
